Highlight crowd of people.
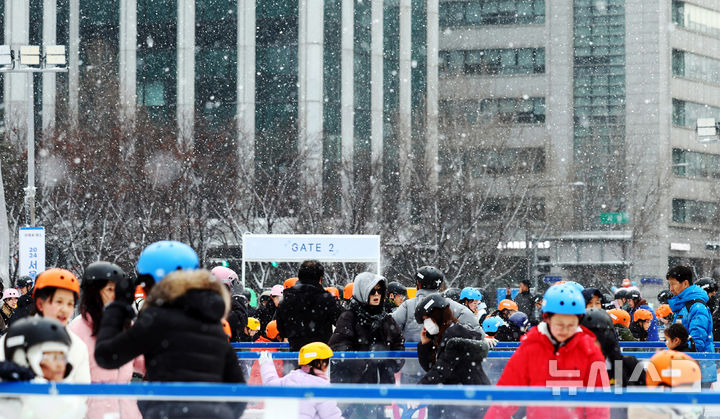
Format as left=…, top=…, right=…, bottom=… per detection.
left=0, top=239, right=715, bottom=418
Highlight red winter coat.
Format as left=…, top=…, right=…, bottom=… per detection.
left=484, top=323, right=610, bottom=419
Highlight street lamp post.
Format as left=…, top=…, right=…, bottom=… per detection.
left=0, top=45, right=67, bottom=226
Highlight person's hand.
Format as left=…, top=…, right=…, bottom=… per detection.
left=0, top=361, right=35, bottom=381
left=114, top=273, right=135, bottom=306
left=258, top=351, right=273, bottom=366
left=484, top=337, right=498, bottom=349
left=420, top=328, right=431, bottom=344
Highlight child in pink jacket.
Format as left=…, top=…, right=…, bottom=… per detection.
left=259, top=342, right=343, bottom=419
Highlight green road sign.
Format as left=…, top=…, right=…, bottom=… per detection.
left=600, top=212, right=629, bottom=224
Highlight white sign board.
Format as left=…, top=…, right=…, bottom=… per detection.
left=241, top=234, right=382, bottom=286
left=19, top=227, right=45, bottom=280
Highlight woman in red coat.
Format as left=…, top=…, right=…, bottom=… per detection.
left=485, top=283, right=610, bottom=419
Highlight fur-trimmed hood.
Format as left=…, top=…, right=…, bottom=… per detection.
left=145, top=269, right=231, bottom=322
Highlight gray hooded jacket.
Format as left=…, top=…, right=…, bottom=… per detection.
left=391, top=288, right=484, bottom=342
left=353, top=272, right=383, bottom=303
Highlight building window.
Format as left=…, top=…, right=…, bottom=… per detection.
left=672, top=198, right=719, bottom=224
left=440, top=0, right=545, bottom=27
left=672, top=148, right=720, bottom=179
left=440, top=147, right=545, bottom=176
left=440, top=97, right=546, bottom=125
left=672, top=99, right=720, bottom=128
left=672, top=49, right=720, bottom=85
left=139, top=82, right=166, bottom=106
left=478, top=197, right=546, bottom=221
left=673, top=0, right=720, bottom=38
left=439, top=48, right=545, bottom=75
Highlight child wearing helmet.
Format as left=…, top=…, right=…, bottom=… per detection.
left=608, top=308, right=638, bottom=342
left=630, top=308, right=654, bottom=341
left=484, top=283, right=609, bottom=419
left=482, top=316, right=504, bottom=338
left=243, top=317, right=261, bottom=341
left=2, top=317, right=88, bottom=418
left=248, top=320, right=284, bottom=386
left=0, top=288, right=19, bottom=333
left=259, top=342, right=342, bottom=419
left=415, top=293, right=492, bottom=419
left=626, top=290, right=659, bottom=341
left=458, top=287, right=485, bottom=322
left=0, top=268, right=92, bottom=384
left=495, top=312, right=530, bottom=342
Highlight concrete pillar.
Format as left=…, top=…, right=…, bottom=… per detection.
left=176, top=0, right=195, bottom=145
left=370, top=0, right=383, bottom=214
left=425, top=0, right=439, bottom=190
left=298, top=0, right=324, bottom=195
left=3, top=0, right=30, bottom=142
left=68, top=0, right=79, bottom=128
left=340, top=0, right=354, bottom=219
left=42, top=0, right=57, bottom=136
left=119, top=0, right=137, bottom=126
left=237, top=0, right=256, bottom=177
left=398, top=0, right=411, bottom=215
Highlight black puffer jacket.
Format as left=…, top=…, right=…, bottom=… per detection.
left=328, top=273, right=404, bottom=384
left=7, top=293, right=33, bottom=327
left=95, top=270, right=246, bottom=419
left=228, top=296, right=248, bottom=342
left=417, top=322, right=490, bottom=385
left=276, top=282, right=342, bottom=351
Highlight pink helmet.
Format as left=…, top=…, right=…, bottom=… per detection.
left=2, top=289, right=19, bottom=300
left=211, top=266, right=238, bottom=286
left=271, top=285, right=284, bottom=296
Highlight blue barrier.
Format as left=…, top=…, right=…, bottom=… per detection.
left=0, top=382, right=718, bottom=406
left=233, top=341, right=711, bottom=350
left=236, top=350, right=720, bottom=360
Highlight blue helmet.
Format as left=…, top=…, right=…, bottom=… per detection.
left=482, top=316, right=504, bottom=333
left=137, top=241, right=200, bottom=284
left=542, top=283, right=586, bottom=315
left=565, top=281, right=585, bottom=292
left=508, top=311, right=530, bottom=331
left=459, top=287, right=482, bottom=301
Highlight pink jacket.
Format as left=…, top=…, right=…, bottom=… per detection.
left=261, top=362, right=343, bottom=419
left=69, top=315, right=145, bottom=419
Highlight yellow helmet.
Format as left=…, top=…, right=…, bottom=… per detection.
left=298, top=342, right=334, bottom=365
left=247, top=317, right=261, bottom=331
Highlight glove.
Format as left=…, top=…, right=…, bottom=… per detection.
left=114, top=273, right=136, bottom=306
left=0, top=361, right=35, bottom=381
left=484, top=338, right=498, bottom=350
left=258, top=351, right=273, bottom=366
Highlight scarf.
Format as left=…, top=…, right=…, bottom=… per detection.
left=351, top=300, right=386, bottom=341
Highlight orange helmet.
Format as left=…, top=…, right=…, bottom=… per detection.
left=622, top=278, right=632, bottom=287
left=633, top=308, right=653, bottom=322
left=266, top=320, right=279, bottom=340
left=221, top=319, right=231, bottom=341
left=608, top=308, right=631, bottom=328
left=343, top=283, right=354, bottom=300
left=646, top=350, right=700, bottom=388
left=134, top=285, right=146, bottom=300
left=325, top=287, right=339, bottom=299
left=33, top=268, right=80, bottom=298
left=284, top=277, right=298, bottom=289
left=656, top=304, right=672, bottom=319
left=498, top=299, right=518, bottom=311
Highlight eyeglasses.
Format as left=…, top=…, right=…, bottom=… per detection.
left=41, top=352, right=67, bottom=363
left=370, top=288, right=382, bottom=295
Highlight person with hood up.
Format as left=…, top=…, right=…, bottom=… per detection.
left=484, top=283, right=609, bottom=419
left=94, top=241, right=246, bottom=419
left=626, top=289, right=659, bottom=341
left=259, top=342, right=343, bottom=419
left=666, top=264, right=717, bottom=388
left=415, top=293, right=493, bottom=419
left=276, top=261, right=343, bottom=351
left=69, top=261, right=144, bottom=419
left=582, top=288, right=604, bottom=309
left=0, top=288, right=19, bottom=333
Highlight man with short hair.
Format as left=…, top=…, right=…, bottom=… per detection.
left=514, top=279, right=535, bottom=319
left=276, top=260, right=343, bottom=351
left=666, top=265, right=717, bottom=388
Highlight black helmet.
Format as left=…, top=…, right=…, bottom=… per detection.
left=4, top=317, right=71, bottom=372
left=15, top=276, right=33, bottom=289
left=581, top=308, right=614, bottom=332
left=443, top=287, right=461, bottom=302
left=387, top=282, right=407, bottom=297
left=627, top=289, right=641, bottom=300
left=696, top=277, right=718, bottom=294
left=614, top=289, right=628, bottom=300
left=415, top=266, right=444, bottom=290
left=414, top=293, right=449, bottom=324
left=657, top=289, right=673, bottom=304
left=82, top=261, right=127, bottom=287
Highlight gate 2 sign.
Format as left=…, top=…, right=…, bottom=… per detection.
left=241, top=234, right=382, bottom=286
